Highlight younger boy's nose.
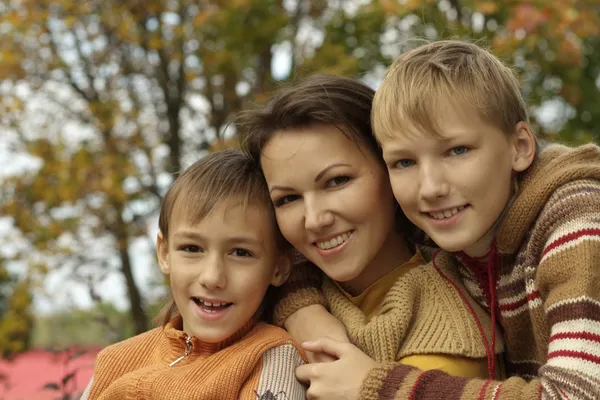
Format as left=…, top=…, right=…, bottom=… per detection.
left=197, top=256, right=227, bottom=290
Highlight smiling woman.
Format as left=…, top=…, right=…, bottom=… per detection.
left=238, top=74, right=503, bottom=399
left=261, top=124, right=405, bottom=295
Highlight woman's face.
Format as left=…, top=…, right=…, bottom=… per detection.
left=260, top=124, right=406, bottom=293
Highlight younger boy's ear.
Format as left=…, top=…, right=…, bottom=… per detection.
left=156, top=232, right=170, bottom=275
left=270, top=250, right=293, bottom=287
left=511, top=121, right=536, bottom=172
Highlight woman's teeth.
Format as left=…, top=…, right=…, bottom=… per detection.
left=429, top=205, right=465, bottom=220
left=316, top=231, right=352, bottom=250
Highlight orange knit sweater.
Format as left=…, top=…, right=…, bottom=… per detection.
left=85, top=316, right=306, bottom=400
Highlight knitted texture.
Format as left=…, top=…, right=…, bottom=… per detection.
left=272, top=255, right=326, bottom=327
left=88, top=317, right=304, bottom=400
left=322, top=260, right=502, bottom=362
left=360, top=143, right=600, bottom=399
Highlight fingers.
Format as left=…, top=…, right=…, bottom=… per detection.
left=311, top=351, right=337, bottom=363
left=295, top=363, right=315, bottom=383
left=302, top=336, right=349, bottom=359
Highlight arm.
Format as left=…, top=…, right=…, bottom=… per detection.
left=272, top=253, right=328, bottom=327
left=240, top=344, right=307, bottom=400
left=272, top=253, right=349, bottom=362
left=297, top=339, right=540, bottom=399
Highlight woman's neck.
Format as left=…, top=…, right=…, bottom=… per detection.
left=340, top=231, right=413, bottom=296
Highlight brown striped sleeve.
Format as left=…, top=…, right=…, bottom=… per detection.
left=359, top=364, right=545, bottom=400
left=271, top=255, right=327, bottom=327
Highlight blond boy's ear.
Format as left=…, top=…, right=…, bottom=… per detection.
left=156, top=232, right=170, bottom=275
left=511, top=121, right=536, bottom=172
left=270, top=250, right=293, bottom=287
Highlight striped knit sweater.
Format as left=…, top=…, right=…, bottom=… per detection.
left=359, top=143, right=600, bottom=399
left=83, top=316, right=306, bottom=400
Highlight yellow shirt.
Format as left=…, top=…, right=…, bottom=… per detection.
left=335, top=251, right=493, bottom=379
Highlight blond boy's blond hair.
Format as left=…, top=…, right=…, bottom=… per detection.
left=372, top=40, right=530, bottom=140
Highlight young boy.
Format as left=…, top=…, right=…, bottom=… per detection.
left=81, top=149, right=306, bottom=399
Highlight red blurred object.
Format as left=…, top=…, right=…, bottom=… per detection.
left=0, top=347, right=101, bottom=400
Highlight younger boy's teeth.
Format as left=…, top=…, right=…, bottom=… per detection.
left=316, top=231, right=352, bottom=250
left=429, top=206, right=465, bottom=220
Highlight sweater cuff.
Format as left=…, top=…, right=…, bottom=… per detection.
left=359, top=363, right=415, bottom=400
left=271, top=261, right=326, bottom=327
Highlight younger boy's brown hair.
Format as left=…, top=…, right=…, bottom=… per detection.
left=372, top=40, right=536, bottom=146
left=154, top=148, right=290, bottom=326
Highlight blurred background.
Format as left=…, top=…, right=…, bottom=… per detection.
left=0, top=0, right=598, bottom=398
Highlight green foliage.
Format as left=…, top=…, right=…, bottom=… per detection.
left=32, top=303, right=136, bottom=349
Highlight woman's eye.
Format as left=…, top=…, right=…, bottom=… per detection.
left=181, top=245, right=201, bottom=253
left=232, top=248, right=252, bottom=257
left=395, top=159, right=415, bottom=169
left=274, top=195, right=299, bottom=207
left=449, top=146, right=469, bottom=156
left=327, top=176, right=350, bottom=188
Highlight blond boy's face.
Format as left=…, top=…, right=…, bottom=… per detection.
left=157, top=201, right=289, bottom=343
left=379, top=102, right=533, bottom=257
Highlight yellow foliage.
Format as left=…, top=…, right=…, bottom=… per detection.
left=149, top=37, right=163, bottom=50
left=477, top=1, right=499, bottom=15
left=195, top=9, right=216, bottom=25
left=0, top=278, right=33, bottom=358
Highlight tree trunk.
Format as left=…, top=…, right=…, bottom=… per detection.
left=167, top=104, right=182, bottom=174
left=115, top=212, right=148, bottom=334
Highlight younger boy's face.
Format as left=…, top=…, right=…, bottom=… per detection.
left=379, top=102, right=532, bottom=257
left=157, top=200, right=289, bottom=343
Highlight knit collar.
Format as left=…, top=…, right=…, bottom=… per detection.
left=496, top=143, right=600, bottom=254
left=162, top=314, right=257, bottom=358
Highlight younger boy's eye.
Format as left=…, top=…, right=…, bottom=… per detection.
left=274, top=194, right=300, bottom=207
left=395, top=159, right=415, bottom=169
left=449, top=146, right=469, bottom=156
left=326, top=176, right=350, bottom=188
left=181, top=245, right=201, bottom=253
left=231, top=248, right=252, bottom=257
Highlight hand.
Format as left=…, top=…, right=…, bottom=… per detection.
left=296, top=337, right=378, bottom=400
left=284, top=304, right=349, bottom=363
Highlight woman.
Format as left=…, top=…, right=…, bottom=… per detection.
left=237, top=74, right=502, bottom=398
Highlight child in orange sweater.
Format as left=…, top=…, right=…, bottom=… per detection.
left=81, top=149, right=306, bottom=400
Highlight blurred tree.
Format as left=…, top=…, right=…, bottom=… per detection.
left=0, top=0, right=597, bottom=337
left=0, top=267, right=34, bottom=358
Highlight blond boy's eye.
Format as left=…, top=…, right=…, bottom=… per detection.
left=449, top=146, right=469, bottom=156
left=395, top=159, right=415, bottom=169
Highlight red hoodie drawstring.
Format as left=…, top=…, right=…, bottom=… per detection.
left=432, top=248, right=498, bottom=380
left=487, top=245, right=498, bottom=378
